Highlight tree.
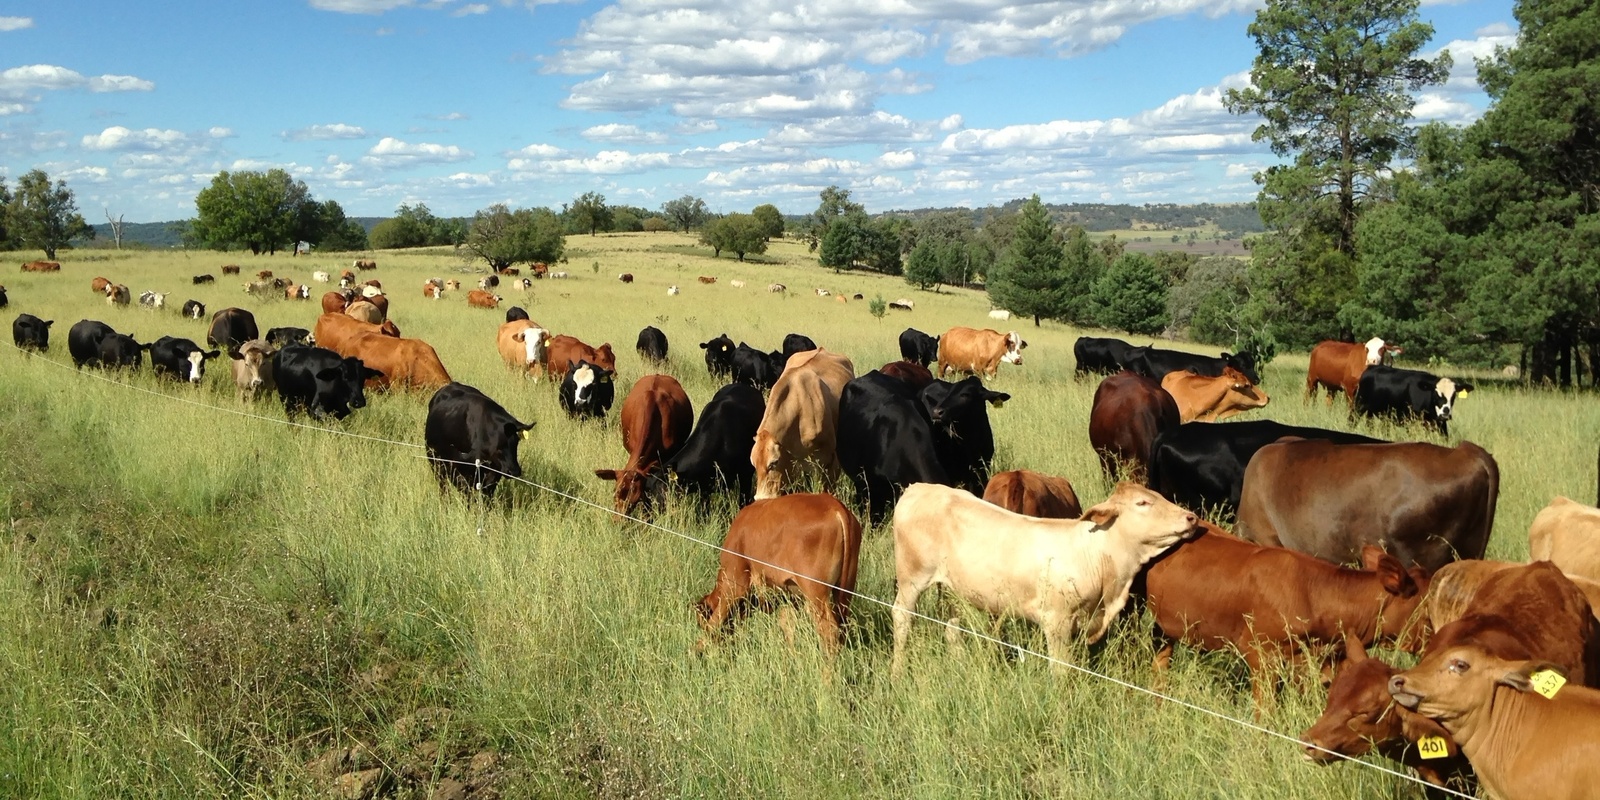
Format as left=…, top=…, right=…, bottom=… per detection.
left=192, top=169, right=314, bottom=255
left=699, top=213, right=768, bottom=260
left=319, top=219, right=369, bottom=252
left=986, top=195, right=1067, bottom=327
left=465, top=204, right=566, bottom=271
left=104, top=209, right=125, bottom=250
left=818, top=211, right=871, bottom=272
left=1168, top=256, right=1252, bottom=346
left=751, top=204, right=784, bottom=239
left=1090, top=253, right=1170, bottom=335
left=661, top=195, right=709, bottom=232
left=904, top=239, right=952, bottom=290
left=431, top=217, right=468, bottom=248
left=1055, top=226, right=1106, bottom=325
left=566, top=191, right=612, bottom=236
left=804, top=185, right=863, bottom=252
left=642, top=217, right=670, bottom=232
left=6, top=170, right=92, bottom=259
left=612, top=209, right=643, bottom=233
left=0, top=178, right=12, bottom=249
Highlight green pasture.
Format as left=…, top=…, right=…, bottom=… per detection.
left=1, top=233, right=1595, bottom=798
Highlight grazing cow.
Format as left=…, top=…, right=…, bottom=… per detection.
left=891, top=482, right=1198, bottom=674
left=497, top=320, right=550, bottom=380
left=838, top=371, right=952, bottom=523
left=98, top=332, right=147, bottom=370
left=653, top=383, right=765, bottom=506
left=618, top=273, right=634, bottom=283
left=335, top=332, right=447, bottom=391
left=206, top=307, right=259, bottom=352
left=695, top=493, right=863, bottom=654
left=700, top=333, right=737, bottom=379
left=512, top=277, right=532, bottom=291
left=256, top=270, right=274, bottom=280
left=105, top=284, right=131, bottom=306
left=217, top=264, right=240, bottom=276
left=1160, top=367, right=1270, bottom=423
left=1357, top=365, right=1474, bottom=437
left=466, top=290, right=501, bottom=309
left=635, top=326, right=668, bottom=364
left=814, top=288, right=830, bottom=297
left=936, top=326, right=1025, bottom=379
left=1129, top=346, right=1261, bottom=385
left=545, top=336, right=615, bottom=380
left=360, top=283, right=384, bottom=298
left=667, top=285, right=680, bottom=296
left=424, top=382, right=536, bottom=498
left=354, top=259, right=377, bottom=271
left=559, top=360, right=615, bottom=419
left=339, top=269, right=356, bottom=285
left=731, top=343, right=784, bottom=391
left=91, top=277, right=111, bottom=294
left=444, top=279, right=460, bottom=292
left=982, top=470, right=1082, bottom=518
left=898, top=328, right=939, bottom=367
left=885, top=298, right=912, bottom=310
left=12, top=314, right=52, bottom=353
left=1088, top=371, right=1180, bottom=480
left=22, top=260, right=61, bottom=272
left=698, top=276, right=717, bottom=284
left=312, top=313, right=400, bottom=356
left=149, top=336, right=220, bottom=383
left=286, top=284, right=311, bottom=300
left=242, top=280, right=273, bottom=297
left=752, top=349, right=856, bottom=500
left=531, top=262, right=549, bottom=278
left=919, top=377, right=1009, bottom=494
left=768, top=283, right=786, bottom=293
left=1236, top=439, right=1498, bottom=572
left=878, top=360, right=935, bottom=390
left=781, top=333, right=817, bottom=360
left=320, top=290, right=351, bottom=315
left=1142, top=532, right=1429, bottom=706
left=478, top=274, right=500, bottom=290
left=852, top=293, right=864, bottom=300
left=987, top=309, right=1010, bottom=320
left=1306, top=338, right=1403, bottom=406
left=344, top=300, right=385, bottom=324
left=273, top=344, right=381, bottom=419
left=0, top=285, right=6, bottom=307
left=498, top=267, right=520, bottom=277
left=548, top=271, right=568, bottom=279
left=505, top=306, right=529, bottom=323
left=730, top=279, right=745, bottom=288
left=1529, top=497, right=1600, bottom=582
left=834, top=295, right=848, bottom=304
left=180, top=300, right=206, bottom=320
left=193, top=274, right=215, bottom=285
left=67, top=320, right=116, bottom=367
left=264, top=327, right=311, bottom=347
left=312, top=271, right=330, bottom=283
left=1073, top=336, right=1151, bottom=378
left=229, top=339, right=275, bottom=402
left=1147, top=421, right=1385, bottom=514
left=594, top=374, right=695, bottom=514
left=423, top=279, right=443, bottom=299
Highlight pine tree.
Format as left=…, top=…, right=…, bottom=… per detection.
left=986, top=195, right=1066, bottom=327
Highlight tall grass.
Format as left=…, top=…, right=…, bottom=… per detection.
left=2, top=235, right=1596, bottom=797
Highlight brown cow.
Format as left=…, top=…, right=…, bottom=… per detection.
left=618, top=273, right=634, bottom=283
left=497, top=320, right=551, bottom=379
left=544, top=335, right=616, bottom=380
left=321, top=290, right=352, bottom=315
left=423, top=279, right=444, bottom=299
left=1088, top=371, right=1180, bottom=481
left=104, top=283, right=131, bottom=306
left=444, top=279, right=460, bottom=291
left=695, top=493, right=863, bottom=655
left=366, top=293, right=389, bottom=320
left=466, top=289, right=501, bottom=309
left=313, top=313, right=401, bottom=356
left=344, top=332, right=451, bottom=391
left=256, top=269, right=274, bottom=280
left=354, top=259, right=377, bottom=271
left=221, top=264, right=241, bottom=275
left=1236, top=439, right=1499, bottom=572
left=752, top=349, right=856, bottom=500
left=1160, top=367, right=1270, bottom=423
left=339, top=269, right=356, bottom=284
left=1421, top=561, right=1600, bottom=688
left=877, top=360, right=934, bottom=391
left=228, top=339, right=276, bottom=403
left=935, top=326, right=1025, bottom=379
left=21, top=260, right=61, bottom=272
left=1529, top=496, right=1600, bottom=583
left=91, top=276, right=111, bottom=294
left=981, top=470, right=1083, bottom=518
left=344, top=300, right=385, bottom=324
left=698, top=276, right=717, bottom=284
left=594, top=374, right=694, bottom=514
left=1305, top=338, right=1402, bottom=406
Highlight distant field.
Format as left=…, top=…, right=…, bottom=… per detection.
left=1089, top=226, right=1251, bottom=257
left=2, top=233, right=1595, bottom=798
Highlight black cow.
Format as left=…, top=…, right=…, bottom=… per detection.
left=1074, top=336, right=1150, bottom=378
left=1356, top=365, right=1474, bottom=437
left=180, top=299, right=206, bottom=320
left=838, top=371, right=952, bottom=523
left=273, top=344, right=382, bottom=420
left=149, top=336, right=220, bottom=383
left=920, top=376, right=1010, bottom=496
left=1148, top=420, right=1387, bottom=515
left=206, top=307, right=259, bottom=351
left=265, top=326, right=312, bottom=347
left=1130, top=346, right=1260, bottom=385
left=13, top=314, right=51, bottom=353
left=67, top=320, right=116, bottom=367
left=898, top=328, right=939, bottom=367
left=98, top=332, right=148, bottom=370
left=782, top=333, right=817, bottom=360
left=0, top=286, right=7, bottom=307
left=424, top=382, right=535, bottom=498
left=192, top=274, right=215, bottom=285
left=700, top=333, right=736, bottom=379
left=480, top=274, right=500, bottom=289
left=651, top=383, right=765, bottom=506
left=636, top=326, right=669, bottom=364
left=558, top=360, right=615, bottom=419
left=505, top=306, right=530, bottom=323
left=731, top=343, right=783, bottom=390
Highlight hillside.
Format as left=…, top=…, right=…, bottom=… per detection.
left=90, top=217, right=387, bottom=249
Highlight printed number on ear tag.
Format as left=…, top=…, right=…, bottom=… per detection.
left=1530, top=669, right=1566, bottom=699
left=1416, top=736, right=1449, bottom=760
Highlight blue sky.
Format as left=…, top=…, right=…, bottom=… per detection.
left=0, top=0, right=1515, bottom=222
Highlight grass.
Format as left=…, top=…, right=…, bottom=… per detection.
left=2, top=232, right=1597, bottom=798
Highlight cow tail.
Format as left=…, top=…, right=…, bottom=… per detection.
left=836, top=503, right=863, bottom=621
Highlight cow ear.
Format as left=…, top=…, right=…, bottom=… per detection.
left=512, top=331, right=525, bottom=342
left=228, top=348, right=243, bottom=360
left=364, top=367, right=385, bottom=380
left=44, top=320, right=53, bottom=327
left=204, top=350, right=221, bottom=360
left=1376, top=554, right=1418, bottom=598
left=316, top=367, right=343, bottom=381
left=700, top=342, right=710, bottom=350
left=1081, top=501, right=1118, bottom=529
left=594, top=469, right=619, bottom=482
left=983, top=390, right=1011, bottom=408
left=1497, top=661, right=1562, bottom=693
left=1358, top=545, right=1386, bottom=571
left=1456, top=381, right=1474, bottom=395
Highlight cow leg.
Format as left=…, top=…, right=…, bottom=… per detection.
left=890, top=579, right=930, bottom=677
left=1243, top=641, right=1283, bottom=717
left=801, top=584, right=842, bottom=657
left=1042, top=614, right=1077, bottom=671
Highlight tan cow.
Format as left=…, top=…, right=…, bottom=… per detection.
left=22, top=260, right=62, bottom=272
left=344, top=332, right=451, bottom=391
left=936, top=326, right=1025, bottom=379
left=890, top=482, right=1198, bottom=674
left=1529, top=497, right=1600, bottom=583
left=228, top=339, right=275, bottom=402
left=751, top=348, right=856, bottom=500
left=104, top=283, right=131, bottom=306
left=344, top=300, right=384, bottom=324
left=981, top=469, right=1082, bottom=518
left=1161, top=367, right=1271, bottom=423
left=467, top=289, right=501, bottom=309
left=497, top=320, right=550, bottom=380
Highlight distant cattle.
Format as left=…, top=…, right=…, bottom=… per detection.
left=98, top=332, right=147, bottom=369
left=667, top=285, right=679, bottom=296
left=1356, top=365, right=1473, bottom=437
left=91, top=276, right=111, bottom=294
left=256, top=270, right=274, bottom=280
left=360, top=282, right=384, bottom=298
left=504, top=306, right=530, bottom=323
left=12, top=314, right=52, bottom=353
left=1088, top=371, right=1179, bottom=480
left=365, top=293, right=389, bottom=320
left=1306, top=338, right=1402, bottom=406
left=1161, top=367, right=1270, bottom=423
left=937, top=327, right=1024, bottom=379
left=220, top=264, right=241, bottom=275
left=443, top=279, right=460, bottom=291
left=1148, top=420, right=1384, bottom=515
left=466, top=290, right=501, bottom=309
left=594, top=374, right=694, bottom=514
left=206, top=307, right=260, bottom=352
left=698, top=276, right=717, bottom=284
left=700, top=333, right=736, bottom=379
left=982, top=470, right=1082, bottom=519
left=1073, top=336, right=1150, bottom=379
left=423, top=279, right=444, bottom=299
left=67, top=320, right=116, bottom=367
left=180, top=300, right=206, bottom=320
left=105, top=284, right=131, bottom=306
left=635, top=326, right=668, bottom=364
left=752, top=349, right=856, bottom=500
left=545, top=336, right=615, bottom=380
left=768, top=283, right=786, bottom=293
left=229, top=339, right=275, bottom=402
left=478, top=275, right=500, bottom=290
left=149, top=336, right=220, bottom=384
left=1130, top=346, right=1261, bottom=385
left=532, top=262, right=549, bottom=278
left=286, top=284, right=311, bottom=300
left=243, top=280, right=273, bottom=297
left=424, top=383, right=535, bottom=498
left=618, top=273, right=634, bottom=283
left=897, top=328, right=939, bottom=367
left=730, top=279, right=745, bottom=288
left=497, top=320, right=550, bottom=381
left=814, top=288, right=830, bottom=297
left=987, top=309, right=1010, bottom=320
left=353, top=259, right=377, bottom=271
left=512, top=277, right=532, bottom=292
left=1529, top=496, right=1600, bottom=583
left=497, top=267, right=520, bottom=276
left=888, top=298, right=913, bottom=311
left=339, top=269, right=356, bottom=286
left=559, top=360, right=615, bottom=419
left=0, top=285, right=6, bottom=307
left=273, top=344, right=381, bottom=420
left=654, top=383, right=765, bottom=506
left=312, top=271, right=331, bottom=283
left=264, top=327, right=311, bottom=348
left=193, top=274, right=215, bottom=285
left=21, top=260, right=60, bottom=272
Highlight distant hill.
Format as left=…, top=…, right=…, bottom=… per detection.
left=91, top=217, right=387, bottom=249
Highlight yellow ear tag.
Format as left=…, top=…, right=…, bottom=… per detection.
left=519, top=429, right=530, bottom=440
left=1530, top=669, right=1566, bottom=699
left=1457, top=389, right=1470, bottom=398
left=1416, top=736, right=1449, bottom=760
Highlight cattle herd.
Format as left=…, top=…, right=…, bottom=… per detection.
left=13, top=257, right=1600, bottom=800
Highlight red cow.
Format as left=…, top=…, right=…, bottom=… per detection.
left=1088, top=370, right=1180, bottom=481
left=545, top=335, right=616, bottom=379
left=878, top=360, right=934, bottom=391
left=466, top=289, right=501, bottom=309
left=344, top=332, right=451, bottom=391
left=594, top=375, right=694, bottom=514
left=1306, top=338, right=1402, bottom=406
left=321, top=290, right=352, bottom=315
left=981, top=469, right=1083, bottom=518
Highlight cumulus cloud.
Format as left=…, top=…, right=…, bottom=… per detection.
left=1430, top=25, right=1518, bottom=94
left=0, top=102, right=26, bottom=115
left=0, top=64, right=155, bottom=113
left=310, top=0, right=413, bottom=13
left=453, top=3, right=490, bottom=14
left=208, top=127, right=235, bottom=138
left=581, top=123, right=669, bottom=144
left=362, top=136, right=474, bottom=166
left=87, top=75, right=155, bottom=92
left=81, top=126, right=190, bottom=152
left=284, top=122, right=371, bottom=141
left=0, top=16, right=33, bottom=31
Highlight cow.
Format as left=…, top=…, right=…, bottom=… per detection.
left=256, top=270, right=274, bottom=280
left=700, top=333, right=736, bottom=379
left=982, top=470, right=1082, bottom=519
left=1129, top=346, right=1261, bottom=385
left=512, top=277, right=532, bottom=292
left=98, top=332, right=148, bottom=370
left=918, top=376, right=1009, bottom=495
left=312, top=271, right=330, bottom=283
left=559, top=360, right=615, bottom=419
left=91, top=276, right=111, bottom=294
left=1420, top=561, right=1600, bottom=686
left=891, top=482, right=1198, bottom=675
left=273, top=344, right=381, bottom=420
left=365, top=293, right=389, bottom=320
left=852, top=293, right=864, bottom=300
left=497, top=320, right=550, bottom=380
left=1306, top=338, right=1403, bottom=406
left=768, top=283, right=786, bottom=293
left=104, top=284, right=131, bottom=306
left=12, top=314, right=52, bottom=353
left=286, top=284, right=311, bottom=300
left=1356, top=365, right=1474, bottom=437
left=1072, top=336, right=1150, bottom=378
left=1147, top=421, right=1385, bottom=515
left=1088, top=371, right=1180, bottom=481
left=878, top=360, right=935, bottom=390
left=652, top=383, right=765, bottom=507
left=339, top=333, right=449, bottom=392
left=180, top=300, right=206, bottom=320
left=242, top=280, right=273, bottom=296
left=751, top=349, right=855, bottom=500
left=478, top=275, right=500, bottom=290
left=343, top=300, right=385, bottom=324
left=423, top=382, right=535, bottom=498
left=444, top=279, right=460, bottom=292
left=312, top=313, right=400, bottom=356
left=1160, top=367, right=1270, bottom=423
left=321, top=290, right=352, bottom=315
left=695, top=493, right=863, bottom=655
left=467, top=290, right=501, bottom=309
left=531, top=262, right=550, bottom=278
left=936, top=326, right=1024, bottom=379
left=354, top=259, right=377, bottom=271
left=698, top=276, right=717, bottom=285
left=834, top=294, right=848, bottom=304
left=814, top=288, right=830, bottom=297
left=636, top=326, right=668, bottom=364
left=22, top=260, right=61, bottom=272
left=898, top=328, right=939, bottom=368
left=782, top=333, right=818, bottom=360
left=987, top=309, right=1010, bottom=320
left=548, top=271, right=568, bottom=279
left=1236, top=439, right=1499, bottom=572
left=229, top=339, right=275, bottom=402
left=838, top=371, right=953, bottom=523
left=1529, top=497, right=1600, bottom=583
left=667, top=285, right=680, bottom=296
left=1142, top=531, right=1429, bottom=706
left=265, top=327, right=312, bottom=348
left=888, top=298, right=916, bottom=310
left=618, top=273, right=634, bottom=283
left=221, top=264, right=241, bottom=275
left=0, top=285, right=6, bottom=307
left=730, top=279, right=746, bottom=288
left=206, top=308, right=260, bottom=352
left=193, top=274, right=215, bottom=285
left=505, top=306, right=529, bottom=323
left=731, top=343, right=784, bottom=391
left=423, top=279, right=443, bottom=299
left=67, top=320, right=116, bottom=367
left=339, top=269, right=356, bottom=286
left=593, top=374, right=694, bottom=515
left=545, top=336, right=615, bottom=380
left=149, top=336, right=220, bottom=384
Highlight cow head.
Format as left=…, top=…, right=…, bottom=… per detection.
left=230, top=341, right=274, bottom=393
left=1002, top=331, right=1026, bottom=365
left=493, top=417, right=536, bottom=481
left=1431, top=377, right=1471, bottom=421
left=923, top=377, right=1010, bottom=428
left=1302, top=639, right=1414, bottom=763
left=565, top=360, right=613, bottom=407
left=593, top=467, right=654, bottom=515
left=184, top=301, right=206, bottom=320
left=1080, top=483, right=1199, bottom=550
left=1222, top=350, right=1261, bottom=385
left=513, top=326, right=550, bottom=366
left=183, top=347, right=222, bottom=383
left=700, top=334, right=736, bottom=376
left=751, top=429, right=785, bottom=501
left=379, top=320, right=402, bottom=338
left=1390, top=646, right=1563, bottom=728
left=313, top=356, right=384, bottom=419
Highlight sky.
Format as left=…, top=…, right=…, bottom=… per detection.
left=0, top=0, right=1517, bottom=223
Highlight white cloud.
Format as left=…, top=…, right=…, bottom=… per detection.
left=87, top=75, right=155, bottom=92
left=0, top=65, right=155, bottom=110
left=0, top=102, right=26, bottom=115
left=1412, top=92, right=1478, bottom=126
left=0, top=16, right=33, bottom=32
left=285, top=122, right=371, bottom=141
left=879, top=150, right=917, bottom=169
left=362, top=136, right=474, bottom=166
left=453, top=3, right=490, bottom=15
left=310, top=0, right=412, bottom=12
left=1431, top=27, right=1518, bottom=94
left=426, top=111, right=468, bottom=121
left=768, top=111, right=949, bottom=145
left=581, top=123, right=669, bottom=144
left=81, top=126, right=190, bottom=152
left=516, top=149, right=673, bottom=175
left=208, top=126, right=235, bottom=138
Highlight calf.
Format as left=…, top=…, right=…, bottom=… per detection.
left=888, top=298, right=913, bottom=310
left=466, top=289, right=501, bottom=309
left=730, top=279, right=745, bottom=288
left=138, top=290, right=168, bottom=309
left=636, top=325, right=668, bottom=364
left=287, top=283, right=311, bottom=300
left=22, top=260, right=61, bottom=272
left=192, top=274, right=215, bottom=285
left=593, top=374, right=694, bottom=514
left=91, top=276, right=111, bottom=294
left=1073, top=336, right=1150, bottom=378
left=98, top=332, right=147, bottom=370
left=618, top=273, right=634, bottom=283
left=653, top=383, right=764, bottom=506
left=878, top=360, right=934, bottom=390
left=206, top=307, right=259, bottom=352
left=1160, top=367, right=1270, bottom=423
left=67, top=320, right=116, bottom=367
left=1088, top=371, right=1180, bottom=480
left=1147, top=421, right=1384, bottom=515
left=752, top=349, right=855, bottom=500
left=1356, top=365, right=1474, bottom=437
left=700, top=333, right=736, bottom=379
left=312, top=271, right=330, bottom=283
left=891, top=482, right=1197, bottom=674
left=12, top=314, right=52, bottom=353
left=149, top=336, right=220, bottom=383
left=544, top=335, right=615, bottom=380
left=273, top=344, right=382, bottom=420
left=667, top=285, right=680, bottom=296
left=982, top=470, right=1082, bottom=518
left=768, top=283, right=785, bottom=293
left=897, top=327, right=939, bottom=367
left=105, top=284, right=131, bottom=306
left=424, top=382, right=536, bottom=498
left=1306, top=338, right=1402, bottom=406
left=987, top=309, right=1009, bottom=320
left=1423, top=561, right=1600, bottom=687
left=1528, top=496, right=1600, bottom=583
left=697, top=275, right=717, bottom=284
left=180, top=299, right=206, bottom=320
left=696, top=493, right=862, bottom=654
left=229, top=339, right=275, bottom=402
left=354, top=259, right=377, bottom=271
left=221, top=264, right=240, bottom=275
left=558, top=360, right=615, bottom=419
left=497, top=320, right=550, bottom=380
